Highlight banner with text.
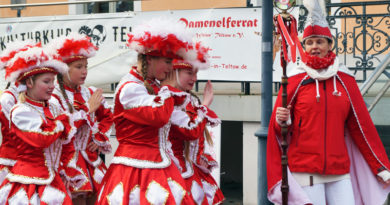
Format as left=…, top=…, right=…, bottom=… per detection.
left=0, top=8, right=263, bottom=86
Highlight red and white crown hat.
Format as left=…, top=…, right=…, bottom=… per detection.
left=127, top=18, right=196, bottom=61
left=0, top=40, right=40, bottom=71
left=5, top=45, right=68, bottom=83
left=302, top=0, right=332, bottom=42
left=173, top=41, right=210, bottom=70
left=48, top=32, right=98, bottom=64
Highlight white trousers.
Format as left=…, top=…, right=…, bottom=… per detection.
left=302, top=178, right=355, bottom=205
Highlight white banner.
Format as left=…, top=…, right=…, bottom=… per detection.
left=0, top=8, right=263, bottom=86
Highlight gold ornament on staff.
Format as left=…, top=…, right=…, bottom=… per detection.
left=273, top=0, right=298, bottom=204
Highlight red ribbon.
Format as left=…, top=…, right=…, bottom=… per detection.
left=275, top=14, right=307, bottom=65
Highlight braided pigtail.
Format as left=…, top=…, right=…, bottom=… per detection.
left=57, top=74, right=74, bottom=113
left=139, top=54, right=155, bottom=95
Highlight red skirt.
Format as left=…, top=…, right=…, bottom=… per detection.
left=68, top=151, right=107, bottom=197
left=185, top=166, right=225, bottom=205
left=0, top=173, right=72, bottom=204
left=95, top=163, right=195, bottom=205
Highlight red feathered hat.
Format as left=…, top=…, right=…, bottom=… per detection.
left=127, top=18, right=195, bottom=61
left=302, top=0, right=332, bottom=42
left=0, top=40, right=40, bottom=71
left=5, top=45, right=68, bottom=82
left=48, top=32, right=98, bottom=64
left=173, top=41, right=210, bottom=70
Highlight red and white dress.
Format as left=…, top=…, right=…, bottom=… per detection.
left=169, top=95, right=224, bottom=205
left=0, top=85, right=18, bottom=185
left=0, top=96, right=78, bottom=204
left=96, top=68, right=194, bottom=205
left=50, top=84, right=113, bottom=196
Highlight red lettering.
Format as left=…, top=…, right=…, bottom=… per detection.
left=231, top=20, right=236, bottom=27
left=179, top=18, right=188, bottom=27
left=237, top=20, right=242, bottom=27
left=242, top=20, right=247, bottom=27
left=195, top=21, right=204, bottom=28
left=180, top=17, right=259, bottom=28
left=226, top=17, right=231, bottom=28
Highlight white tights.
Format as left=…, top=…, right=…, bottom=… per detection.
left=302, top=178, right=355, bottom=205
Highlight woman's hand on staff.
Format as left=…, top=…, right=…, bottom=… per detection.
left=276, top=105, right=292, bottom=122
left=87, top=141, right=99, bottom=152
left=202, top=80, right=214, bottom=107
left=88, top=88, right=104, bottom=113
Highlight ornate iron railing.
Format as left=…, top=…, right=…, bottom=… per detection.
left=299, top=1, right=390, bottom=82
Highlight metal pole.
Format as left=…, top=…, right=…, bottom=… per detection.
left=254, top=0, right=273, bottom=204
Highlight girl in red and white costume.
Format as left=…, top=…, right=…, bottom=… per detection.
left=267, top=0, right=390, bottom=204
left=95, top=18, right=197, bottom=205
left=0, top=41, right=39, bottom=185
left=0, top=44, right=80, bottom=204
left=162, top=44, right=224, bottom=205
left=48, top=33, right=113, bottom=204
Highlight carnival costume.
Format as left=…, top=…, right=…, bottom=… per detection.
left=48, top=33, right=113, bottom=196
left=95, top=18, right=198, bottom=205
left=267, top=0, right=390, bottom=204
left=0, top=45, right=81, bottom=204
left=0, top=41, right=40, bottom=185
left=168, top=50, right=224, bottom=205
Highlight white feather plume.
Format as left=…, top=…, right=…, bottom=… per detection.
left=6, top=46, right=68, bottom=82
left=0, top=40, right=37, bottom=70
left=46, top=32, right=96, bottom=59
left=303, top=0, right=329, bottom=28
left=128, top=17, right=196, bottom=62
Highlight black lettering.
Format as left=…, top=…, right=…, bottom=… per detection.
left=0, top=37, right=6, bottom=50
left=113, top=26, right=119, bottom=42
left=66, top=28, right=72, bottom=36
left=21, top=33, right=26, bottom=40
left=121, top=27, right=126, bottom=42
left=35, top=31, right=41, bottom=42
left=43, top=30, right=49, bottom=44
